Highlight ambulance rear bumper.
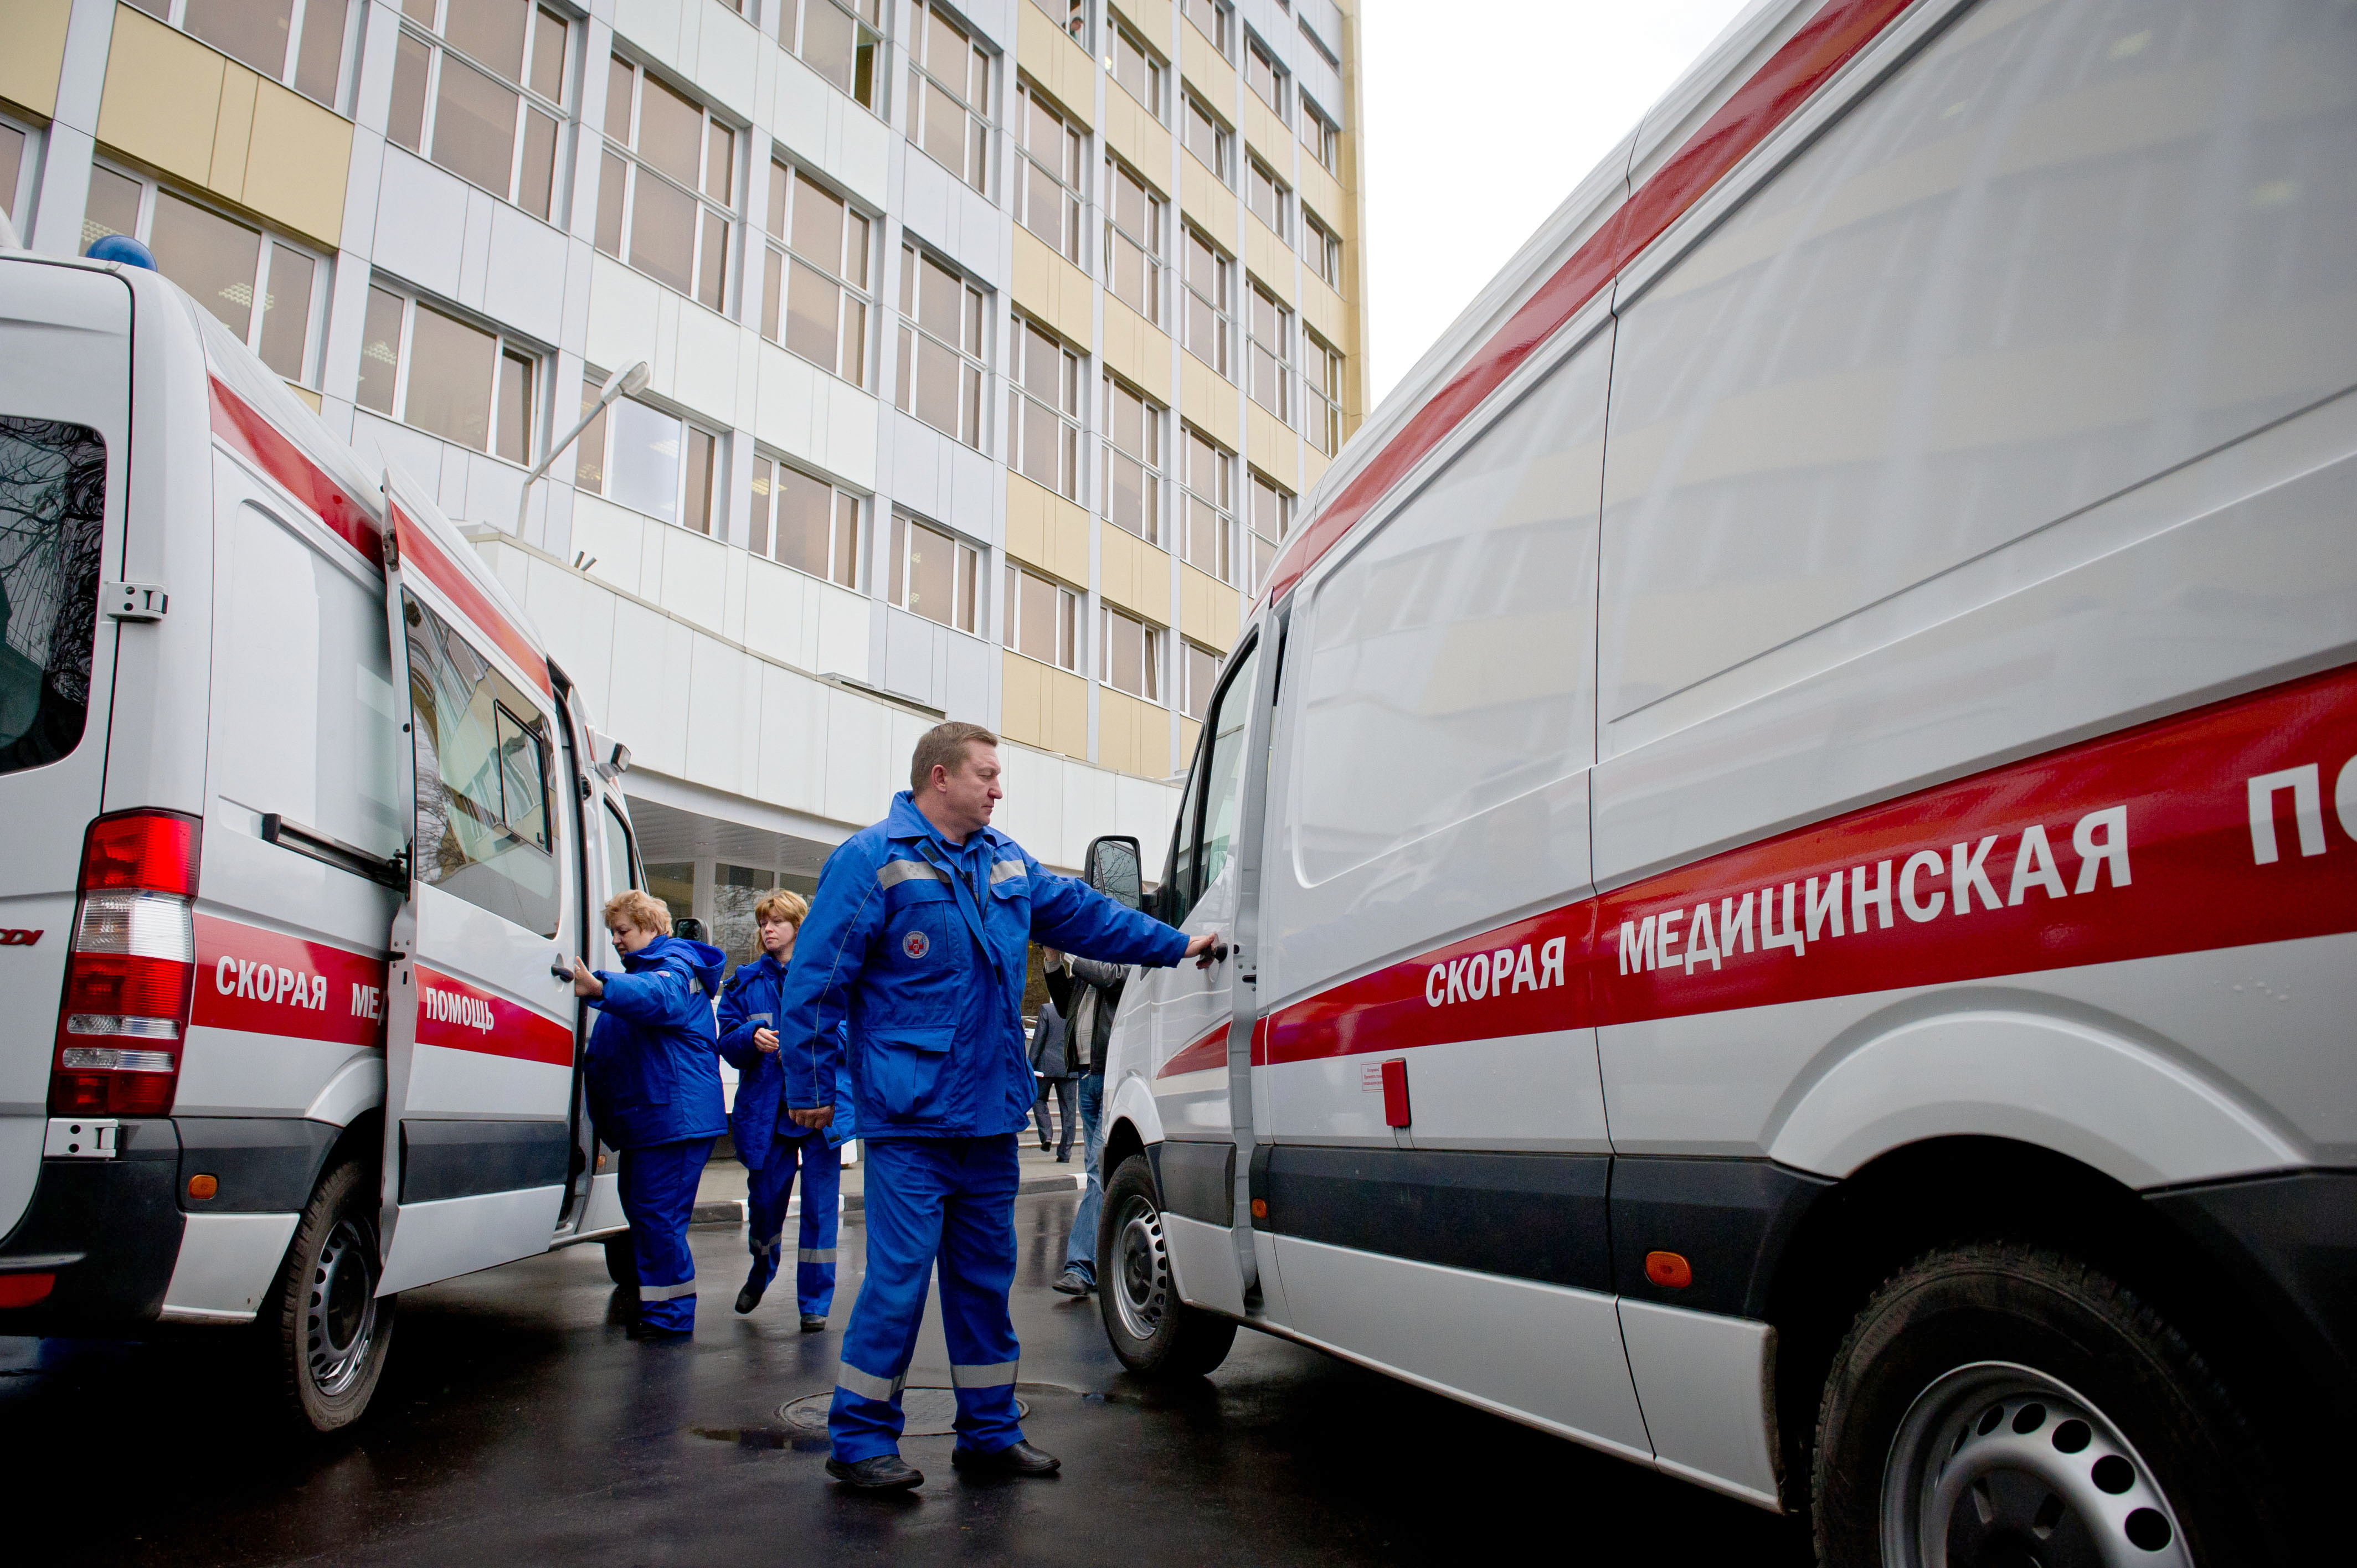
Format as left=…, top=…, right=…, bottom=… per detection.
left=0, top=1118, right=183, bottom=1332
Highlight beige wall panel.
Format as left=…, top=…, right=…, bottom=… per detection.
left=0, top=0, right=73, bottom=118
left=1017, top=3, right=1095, bottom=127
left=1179, top=37, right=1235, bottom=106
left=99, top=8, right=225, bottom=188
left=1298, top=272, right=1340, bottom=343
left=1302, top=443, right=1333, bottom=494
left=1296, top=159, right=1345, bottom=235
left=1000, top=652, right=1043, bottom=750
left=1111, top=0, right=1172, bottom=48
left=1099, top=521, right=1171, bottom=623
left=1242, top=97, right=1285, bottom=167
left=1179, top=155, right=1235, bottom=251
left=1181, top=353, right=1238, bottom=437
left=1247, top=401, right=1292, bottom=478
left=243, top=85, right=355, bottom=246
left=1006, top=471, right=1092, bottom=584
left=1179, top=563, right=1238, bottom=651
left=1245, top=221, right=1290, bottom=305
left=1001, top=654, right=1087, bottom=759
left=1098, top=687, right=1170, bottom=780
left=1101, top=300, right=1171, bottom=401
left=1177, top=714, right=1201, bottom=765
left=1100, top=86, right=1172, bottom=181
left=207, top=65, right=256, bottom=202
left=1011, top=226, right=1095, bottom=347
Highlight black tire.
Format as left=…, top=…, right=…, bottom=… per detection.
left=602, top=1231, right=636, bottom=1289
left=264, top=1159, right=396, bottom=1435
left=1096, top=1153, right=1237, bottom=1379
left=1812, top=1241, right=2284, bottom=1568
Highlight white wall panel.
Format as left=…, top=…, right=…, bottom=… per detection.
left=822, top=688, right=895, bottom=823
left=483, top=204, right=569, bottom=344
left=685, top=630, right=758, bottom=797
left=692, top=2, right=761, bottom=120
left=756, top=662, right=828, bottom=813
left=944, top=631, right=991, bottom=723
left=670, top=301, right=741, bottom=425
left=816, top=578, right=869, bottom=678
left=586, top=255, right=663, bottom=387
left=888, top=411, right=948, bottom=518
left=456, top=188, right=495, bottom=314
left=349, top=411, right=446, bottom=499
left=569, top=493, right=651, bottom=596
left=371, top=148, right=466, bottom=299
left=753, top=339, right=820, bottom=463
left=817, top=376, right=880, bottom=490
left=652, top=522, right=728, bottom=632
left=881, top=607, right=941, bottom=704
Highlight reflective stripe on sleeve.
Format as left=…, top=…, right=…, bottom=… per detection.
left=989, top=859, right=1026, bottom=884
left=878, top=860, right=948, bottom=889
left=797, top=1247, right=837, bottom=1263
left=639, top=1278, right=698, bottom=1301
left=837, top=1361, right=904, bottom=1402
left=949, top=1360, right=1019, bottom=1389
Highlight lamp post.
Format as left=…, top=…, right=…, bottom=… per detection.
left=516, top=360, right=651, bottom=537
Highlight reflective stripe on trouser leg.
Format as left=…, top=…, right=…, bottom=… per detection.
left=836, top=1361, right=904, bottom=1402
left=743, top=1131, right=805, bottom=1297
left=829, top=1136, right=946, bottom=1463
left=937, top=1134, right=1025, bottom=1454
left=799, top=1249, right=837, bottom=1262
left=797, top=1132, right=843, bottom=1318
left=617, top=1137, right=713, bottom=1333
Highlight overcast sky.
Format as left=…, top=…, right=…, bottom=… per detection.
left=1355, top=0, right=1757, bottom=407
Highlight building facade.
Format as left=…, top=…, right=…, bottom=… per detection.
left=0, top=0, right=1367, bottom=969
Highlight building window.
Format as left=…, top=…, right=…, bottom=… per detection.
left=1181, top=225, right=1231, bottom=378
left=1107, top=16, right=1164, bottom=117
left=1305, top=333, right=1344, bottom=456
left=1247, top=279, right=1290, bottom=421
left=1247, top=465, right=1291, bottom=587
left=1008, top=317, right=1082, bottom=500
left=1031, top=0, right=1086, bottom=48
left=1245, top=156, right=1288, bottom=239
left=1183, top=640, right=1219, bottom=719
left=1104, top=374, right=1163, bottom=546
left=386, top=1, right=571, bottom=221
left=0, top=115, right=36, bottom=233
left=1181, top=0, right=1230, bottom=56
left=909, top=1, right=991, bottom=195
left=749, top=455, right=863, bottom=589
left=1100, top=604, right=1163, bottom=701
left=83, top=166, right=325, bottom=385
left=356, top=282, right=539, bottom=464
left=597, top=57, right=736, bottom=311
left=1104, top=156, right=1164, bottom=322
left=1003, top=563, right=1079, bottom=670
left=1299, top=95, right=1338, bottom=174
left=888, top=513, right=980, bottom=633
left=1243, top=32, right=1286, bottom=120
left=1181, top=424, right=1234, bottom=584
left=1014, top=80, right=1084, bottom=264
left=1303, top=208, right=1341, bottom=290
left=568, top=377, right=719, bottom=532
left=1182, top=92, right=1230, bottom=184
left=790, top=0, right=884, bottom=112
left=764, top=163, right=871, bottom=386
left=132, top=0, right=350, bottom=111
left=898, top=244, right=988, bottom=447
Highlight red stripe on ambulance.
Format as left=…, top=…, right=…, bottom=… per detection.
left=208, top=377, right=383, bottom=565
left=1155, top=1021, right=1234, bottom=1080
left=389, top=506, right=554, bottom=698
left=191, top=914, right=388, bottom=1048
left=413, top=966, right=573, bottom=1065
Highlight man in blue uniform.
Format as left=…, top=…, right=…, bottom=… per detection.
left=572, top=890, right=729, bottom=1340
left=717, top=889, right=857, bottom=1329
left=776, top=721, right=1214, bottom=1490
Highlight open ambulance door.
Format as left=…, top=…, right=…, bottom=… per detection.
left=375, top=468, right=578, bottom=1294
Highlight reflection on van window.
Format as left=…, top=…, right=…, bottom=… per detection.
left=403, top=591, right=559, bottom=936
left=1192, top=642, right=1260, bottom=905
left=0, top=418, right=104, bottom=776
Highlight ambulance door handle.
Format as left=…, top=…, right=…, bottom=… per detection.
left=550, top=953, right=573, bottom=983
left=1196, top=942, right=1229, bottom=971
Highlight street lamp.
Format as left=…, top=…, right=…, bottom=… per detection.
left=516, top=360, right=651, bottom=537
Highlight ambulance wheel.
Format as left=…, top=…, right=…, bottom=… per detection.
left=1098, top=1154, right=1236, bottom=1379
left=1811, top=1241, right=2279, bottom=1568
left=266, top=1158, right=396, bottom=1435
left=602, top=1232, right=636, bottom=1289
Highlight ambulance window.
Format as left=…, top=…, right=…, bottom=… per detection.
left=1190, top=641, right=1260, bottom=906
left=603, top=800, right=637, bottom=896
left=0, top=417, right=105, bottom=776
left=403, top=591, right=561, bottom=936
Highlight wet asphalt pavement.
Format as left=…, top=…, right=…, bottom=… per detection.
left=1, top=1188, right=1810, bottom=1566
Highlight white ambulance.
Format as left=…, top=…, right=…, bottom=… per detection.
left=0, top=241, right=645, bottom=1431
left=1090, top=0, right=2355, bottom=1560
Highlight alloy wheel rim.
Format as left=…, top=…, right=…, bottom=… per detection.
left=307, top=1215, right=380, bottom=1400
left=1111, top=1195, right=1169, bottom=1343
left=1881, top=1361, right=2191, bottom=1568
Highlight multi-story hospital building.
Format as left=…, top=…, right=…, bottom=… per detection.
left=0, top=0, right=1367, bottom=967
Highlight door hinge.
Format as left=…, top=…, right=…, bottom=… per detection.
left=104, top=581, right=169, bottom=621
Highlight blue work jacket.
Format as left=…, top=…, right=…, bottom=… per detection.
left=718, top=950, right=857, bottom=1159
left=583, top=935, right=729, bottom=1150
left=775, top=792, right=1189, bottom=1138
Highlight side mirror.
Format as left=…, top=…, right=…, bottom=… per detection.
left=1083, top=835, right=1144, bottom=911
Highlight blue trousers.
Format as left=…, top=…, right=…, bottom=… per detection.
left=617, top=1137, right=713, bottom=1333
left=830, top=1134, right=1022, bottom=1462
left=1062, top=1072, right=1105, bottom=1282
left=745, top=1127, right=842, bottom=1316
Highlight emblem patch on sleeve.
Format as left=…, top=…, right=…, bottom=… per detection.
left=903, top=931, right=930, bottom=960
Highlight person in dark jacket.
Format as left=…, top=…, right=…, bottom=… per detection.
left=571, top=890, right=728, bottom=1340
left=1027, top=984, right=1074, bottom=1159
left=1048, top=951, right=1127, bottom=1294
left=775, top=721, right=1217, bottom=1491
left=717, top=889, right=858, bottom=1328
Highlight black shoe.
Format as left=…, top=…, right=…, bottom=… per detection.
left=1052, top=1267, right=1090, bottom=1296
left=1038, top=1140, right=1052, bottom=1151
left=800, top=1313, right=828, bottom=1333
left=1055, top=1151, right=1071, bottom=1163
left=827, top=1454, right=924, bottom=1490
left=735, top=1282, right=765, bottom=1314
left=951, top=1440, right=1061, bottom=1477
left=626, top=1321, right=692, bottom=1342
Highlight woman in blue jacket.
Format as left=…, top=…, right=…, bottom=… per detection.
left=571, top=890, right=727, bottom=1340
left=717, top=890, right=857, bottom=1328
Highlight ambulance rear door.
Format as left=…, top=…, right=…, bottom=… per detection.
left=375, top=468, right=577, bottom=1293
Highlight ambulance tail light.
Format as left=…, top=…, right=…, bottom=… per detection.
left=49, top=811, right=201, bottom=1117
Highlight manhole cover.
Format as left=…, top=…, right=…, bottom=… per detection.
left=778, top=1387, right=1028, bottom=1438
